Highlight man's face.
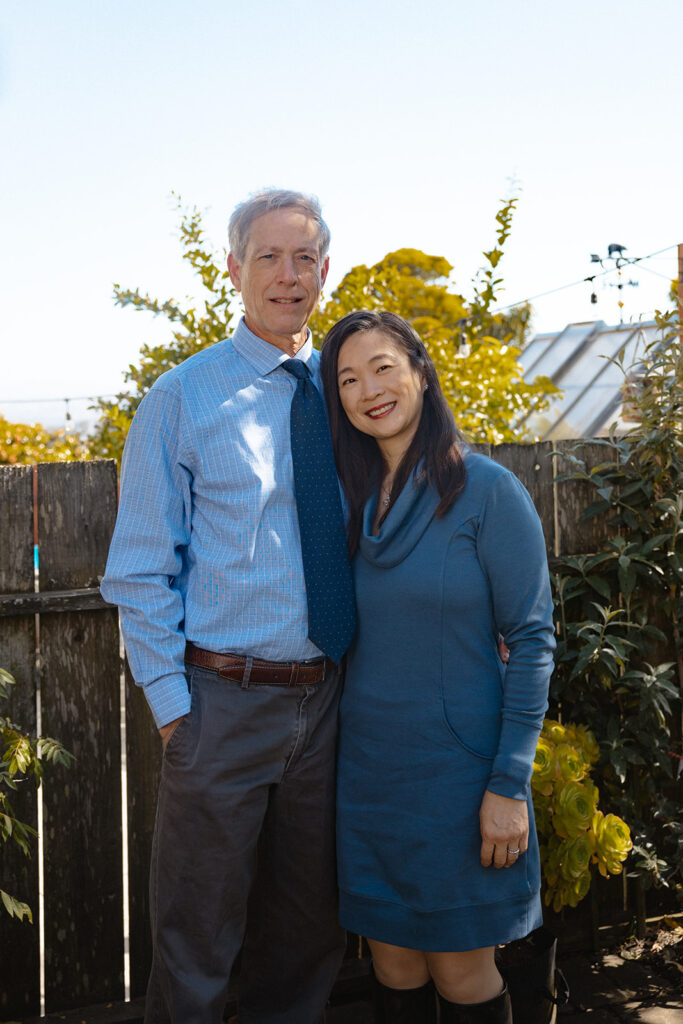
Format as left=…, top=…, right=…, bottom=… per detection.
left=227, top=208, right=329, bottom=352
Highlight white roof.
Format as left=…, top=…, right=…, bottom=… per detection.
left=518, top=319, right=664, bottom=440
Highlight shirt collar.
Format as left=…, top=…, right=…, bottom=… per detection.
left=232, top=317, right=316, bottom=377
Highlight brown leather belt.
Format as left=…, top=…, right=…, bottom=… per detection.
left=185, top=642, right=330, bottom=686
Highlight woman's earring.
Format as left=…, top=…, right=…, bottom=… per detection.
left=423, top=383, right=429, bottom=391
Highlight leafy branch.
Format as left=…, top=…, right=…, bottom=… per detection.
left=1, top=669, right=73, bottom=921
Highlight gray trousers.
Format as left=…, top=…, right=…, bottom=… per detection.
left=144, top=662, right=346, bottom=1024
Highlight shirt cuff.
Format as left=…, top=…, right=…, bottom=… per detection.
left=142, top=672, right=192, bottom=729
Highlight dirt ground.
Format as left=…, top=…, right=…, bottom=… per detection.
left=615, top=919, right=683, bottom=990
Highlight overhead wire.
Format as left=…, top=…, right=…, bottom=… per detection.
left=3, top=247, right=678, bottom=410
left=631, top=263, right=675, bottom=283
left=0, top=394, right=119, bottom=404
left=492, top=244, right=678, bottom=313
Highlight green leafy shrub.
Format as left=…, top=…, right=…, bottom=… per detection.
left=550, top=311, right=682, bottom=906
left=0, top=668, right=73, bottom=921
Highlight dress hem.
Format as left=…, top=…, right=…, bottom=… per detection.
left=339, top=889, right=543, bottom=952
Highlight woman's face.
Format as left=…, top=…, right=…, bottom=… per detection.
left=336, top=329, right=426, bottom=457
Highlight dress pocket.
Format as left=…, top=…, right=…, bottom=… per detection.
left=441, top=702, right=497, bottom=760
left=441, top=685, right=502, bottom=760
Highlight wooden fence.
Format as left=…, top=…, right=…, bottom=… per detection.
left=0, top=445, right=662, bottom=1019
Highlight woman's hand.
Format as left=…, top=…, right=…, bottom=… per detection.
left=479, top=789, right=528, bottom=869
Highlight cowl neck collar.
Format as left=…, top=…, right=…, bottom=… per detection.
left=358, top=470, right=440, bottom=569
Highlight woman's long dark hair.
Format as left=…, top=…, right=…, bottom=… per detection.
left=320, top=310, right=467, bottom=555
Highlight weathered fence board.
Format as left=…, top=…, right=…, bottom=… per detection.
left=490, top=442, right=556, bottom=557
left=125, top=662, right=161, bottom=998
left=552, top=439, right=614, bottom=556
left=0, top=465, right=40, bottom=1018
left=36, top=462, right=124, bottom=1011
left=0, top=588, right=108, bottom=617
left=36, top=462, right=118, bottom=590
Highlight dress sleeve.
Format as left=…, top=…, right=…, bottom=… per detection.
left=100, top=384, right=193, bottom=728
left=476, top=471, right=556, bottom=800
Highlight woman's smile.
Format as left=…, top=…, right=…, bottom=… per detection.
left=367, top=401, right=397, bottom=419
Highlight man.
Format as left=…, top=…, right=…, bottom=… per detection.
left=101, top=189, right=355, bottom=1024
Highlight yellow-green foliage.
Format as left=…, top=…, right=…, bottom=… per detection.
left=0, top=415, right=88, bottom=465
left=90, top=196, right=559, bottom=462
left=310, top=203, right=559, bottom=445
left=533, top=719, right=632, bottom=912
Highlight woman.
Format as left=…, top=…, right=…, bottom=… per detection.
left=320, top=311, right=556, bottom=1024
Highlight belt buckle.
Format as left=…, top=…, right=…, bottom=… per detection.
left=307, top=657, right=327, bottom=685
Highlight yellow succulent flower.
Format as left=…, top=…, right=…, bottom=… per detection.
left=535, top=720, right=633, bottom=912
left=532, top=737, right=557, bottom=796
left=555, top=742, right=589, bottom=783
left=532, top=792, right=553, bottom=836
left=553, top=780, right=599, bottom=838
left=566, top=870, right=592, bottom=908
left=559, top=835, right=594, bottom=881
left=542, top=720, right=566, bottom=744
left=592, top=811, right=632, bottom=877
left=564, top=723, right=600, bottom=765
left=545, top=870, right=591, bottom=912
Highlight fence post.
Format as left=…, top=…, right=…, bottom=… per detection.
left=125, top=662, right=162, bottom=997
left=36, top=461, right=125, bottom=1011
left=489, top=441, right=556, bottom=558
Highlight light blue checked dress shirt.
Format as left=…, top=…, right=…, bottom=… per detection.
left=101, top=318, right=326, bottom=728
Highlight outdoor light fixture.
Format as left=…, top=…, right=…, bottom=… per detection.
left=586, top=243, right=640, bottom=322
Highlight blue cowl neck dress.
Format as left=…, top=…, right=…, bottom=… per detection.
left=336, top=451, right=556, bottom=952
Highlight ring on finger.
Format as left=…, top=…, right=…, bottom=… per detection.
left=507, top=847, right=520, bottom=856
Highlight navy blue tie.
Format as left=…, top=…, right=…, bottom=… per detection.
left=281, top=359, right=356, bottom=663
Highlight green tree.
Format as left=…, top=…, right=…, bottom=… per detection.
left=91, top=196, right=557, bottom=459
left=310, top=198, right=558, bottom=442
left=89, top=200, right=235, bottom=461
left=0, top=415, right=88, bottom=465
left=309, top=247, right=469, bottom=342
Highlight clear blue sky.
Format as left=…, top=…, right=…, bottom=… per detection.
left=2, top=0, right=681, bottom=430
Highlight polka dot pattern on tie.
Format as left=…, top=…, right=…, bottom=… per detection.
left=281, top=358, right=356, bottom=663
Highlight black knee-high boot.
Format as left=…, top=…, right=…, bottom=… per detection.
left=371, top=967, right=437, bottom=1023
left=437, top=983, right=513, bottom=1023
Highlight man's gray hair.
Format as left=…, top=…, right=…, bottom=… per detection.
left=228, top=188, right=331, bottom=264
